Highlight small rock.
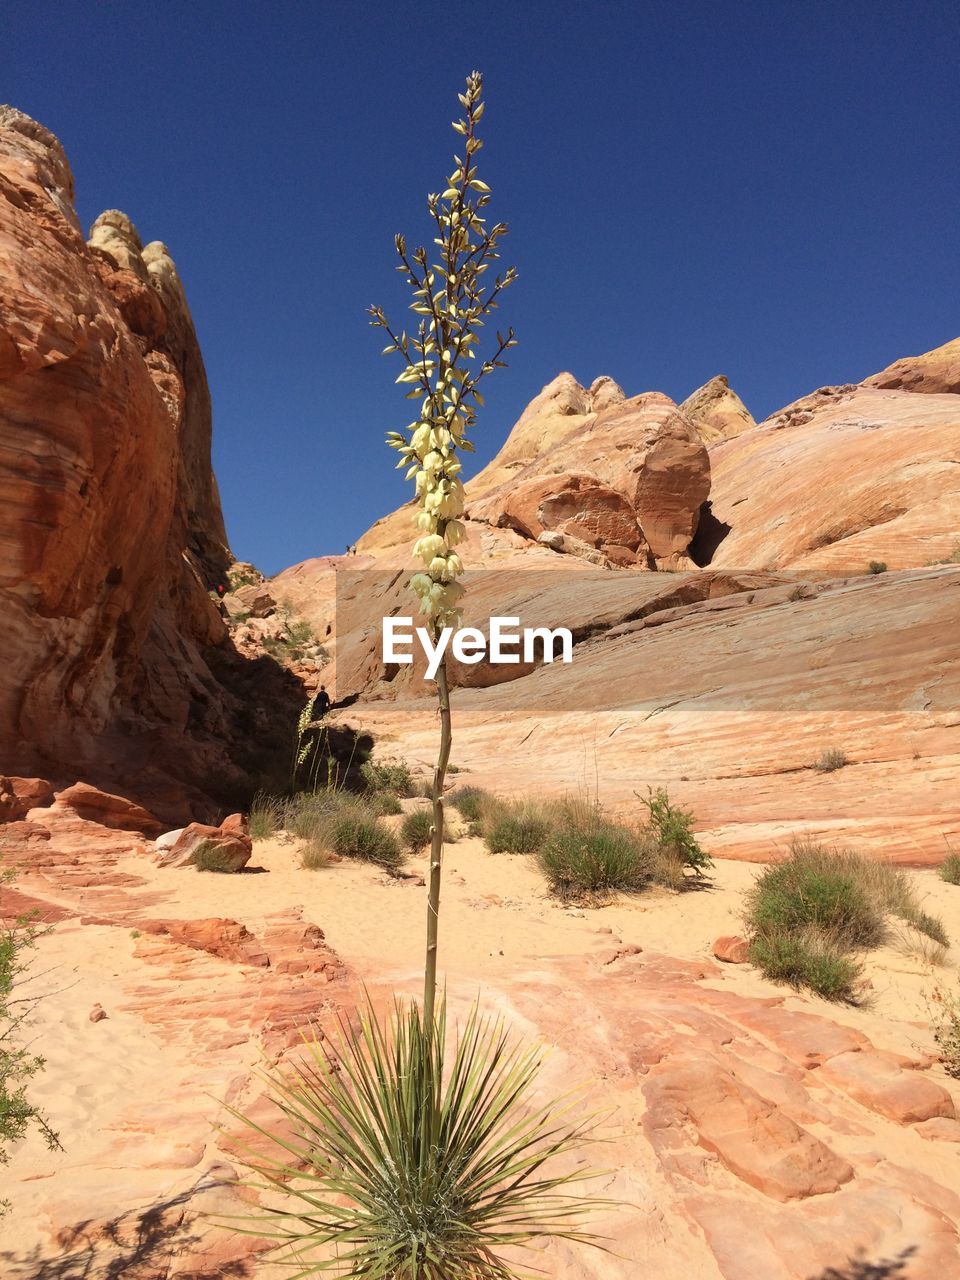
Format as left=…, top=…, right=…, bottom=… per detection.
left=89, top=1003, right=108, bottom=1022
left=155, top=827, right=185, bottom=851
left=713, top=935, right=750, bottom=964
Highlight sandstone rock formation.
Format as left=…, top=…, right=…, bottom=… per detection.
left=358, top=374, right=711, bottom=569
left=680, top=373, right=756, bottom=442
left=707, top=376, right=960, bottom=571
left=0, top=107, right=304, bottom=819
left=156, top=814, right=253, bottom=872
left=863, top=333, right=960, bottom=396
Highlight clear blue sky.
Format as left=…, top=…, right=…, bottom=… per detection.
left=7, top=1, right=959, bottom=574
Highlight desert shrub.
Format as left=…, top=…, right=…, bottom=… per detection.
left=747, top=848, right=885, bottom=947
left=867, top=560, right=888, bottom=574
left=328, top=807, right=404, bottom=871
left=813, top=747, right=849, bottom=773
left=283, top=789, right=346, bottom=841
left=745, top=840, right=948, bottom=1000
left=927, top=982, right=960, bottom=1077
left=193, top=840, right=243, bottom=873
left=227, top=563, right=262, bottom=590
left=939, top=851, right=960, bottom=885
left=906, top=910, right=949, bottom=948
left=360, top=758, right=414, bottom=797
left=639, top=787, right=712, bottom=883
left=370, top=790, right=403, bottom=816
left=301, top=839, right=334, bottom=870
left=1, top=870, right=61, bottom=1211
left=401, top=807, right=434, bottom=852
left=538, top=811, right=652, bottom=900
left=927, top=543, right=960, bottom=566
left=485, top=801, right=552, bottom=855
left=248, top=791, right=280, bottom=840
left=450, top=785, right=494, bottom=825
left=748, top=929, right=862, bottom=1002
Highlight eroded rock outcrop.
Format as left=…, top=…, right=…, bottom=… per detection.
left=680, top=373, right=756, bottom=442
left=864, top=334, right=960, bottom=396
left=0, top=107, right=302, bottom=819
left=359, top=372, right=711, bottom=569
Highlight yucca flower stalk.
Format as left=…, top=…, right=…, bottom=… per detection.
left=369, top=69, right=517, bottom=1024
left=226, top=75, right=608, bottom=1280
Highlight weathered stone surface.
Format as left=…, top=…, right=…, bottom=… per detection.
left=54, top=782, right=162, bottom=835
left=359, top=375, right=711, bottom=568
left=680, top=374, right=756, bottom=443
left=644, top=1057, right=855, bottom=1200
left=708, top=381, right=960, bottom=571
left=864, top=334, right=960, bottom=396
left=234, top=582, right=277, bottom=617
left=500, top=472, right=644, bottom=554
left=712, top=935, right=750, bottom=963
left=819, top=1049, right=956, bottom=1124
left=0, top=776, right=54, bottom=823
left=0, top=107, right=305, bottom=819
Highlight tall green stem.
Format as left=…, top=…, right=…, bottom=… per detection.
left=423, top=655, right=451, bottom=1030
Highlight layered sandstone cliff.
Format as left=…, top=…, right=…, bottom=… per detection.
left=0, top=107, right=298, bottom=818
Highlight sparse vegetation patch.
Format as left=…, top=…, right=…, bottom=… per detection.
left=812, top=747, right=849, bottom=773
left=745, top=839, right=948, bottom=1001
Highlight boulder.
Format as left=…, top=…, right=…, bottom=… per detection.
left=157, top=816, right=251, bottom=872
left=234, top=582, right=277, bottom=618
left=537, top=530, right=610, bottom=566
left=712, top=935, right=750, bottom=964
left=0, top=775, right=55, bottom=823
left=500, top=472, right=643, bottom=554
left=53, top=783, right=163, bottom=835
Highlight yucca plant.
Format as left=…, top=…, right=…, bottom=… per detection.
left=228, top=1000, right=605, bottom=1278
left=370, top=71, right=517, bottom=1022
left=227, top=72, right=607, bottom=1277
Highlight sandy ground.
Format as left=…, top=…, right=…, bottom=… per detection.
left=3, top=809, right=960, bottom=1277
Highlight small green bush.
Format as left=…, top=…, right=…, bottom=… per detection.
left=301, top=839, right=333, bottom=870
left=284, top=790, right=345, bottom=840
left=370, top=790, right=403, bottom=816
left=328, top=810, right=404, bottom=871
left=867, top=560, right=888, bottom=575
left=485, top=803, right=552, bottom=855
left=906, top=910, right=950, bottom=948
left=248, top=791, right=280, bottom=840
left=401, top=807, right=434, bottom=852
left=450, top=786, right=493, bottom=825
left=927, top=982, right=960, bottom=1077
left=360, top=759, right=414, bottom=797
left=747, top=849, right=884, bottom=947
left=538, top=819, right=651, bottom=900
left=812, top=747, right=849, bottom=773
left=1, top=867, right=61, bottom=1205
left=939, top=852, right=960, bottom=886
left=639, top=787, right=712, bottom=881
left=745, top=840, right=948, bottom=1000
left=748, top=929, right=861, bottom=1002
left=193, top=841, right=243, bottom=873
